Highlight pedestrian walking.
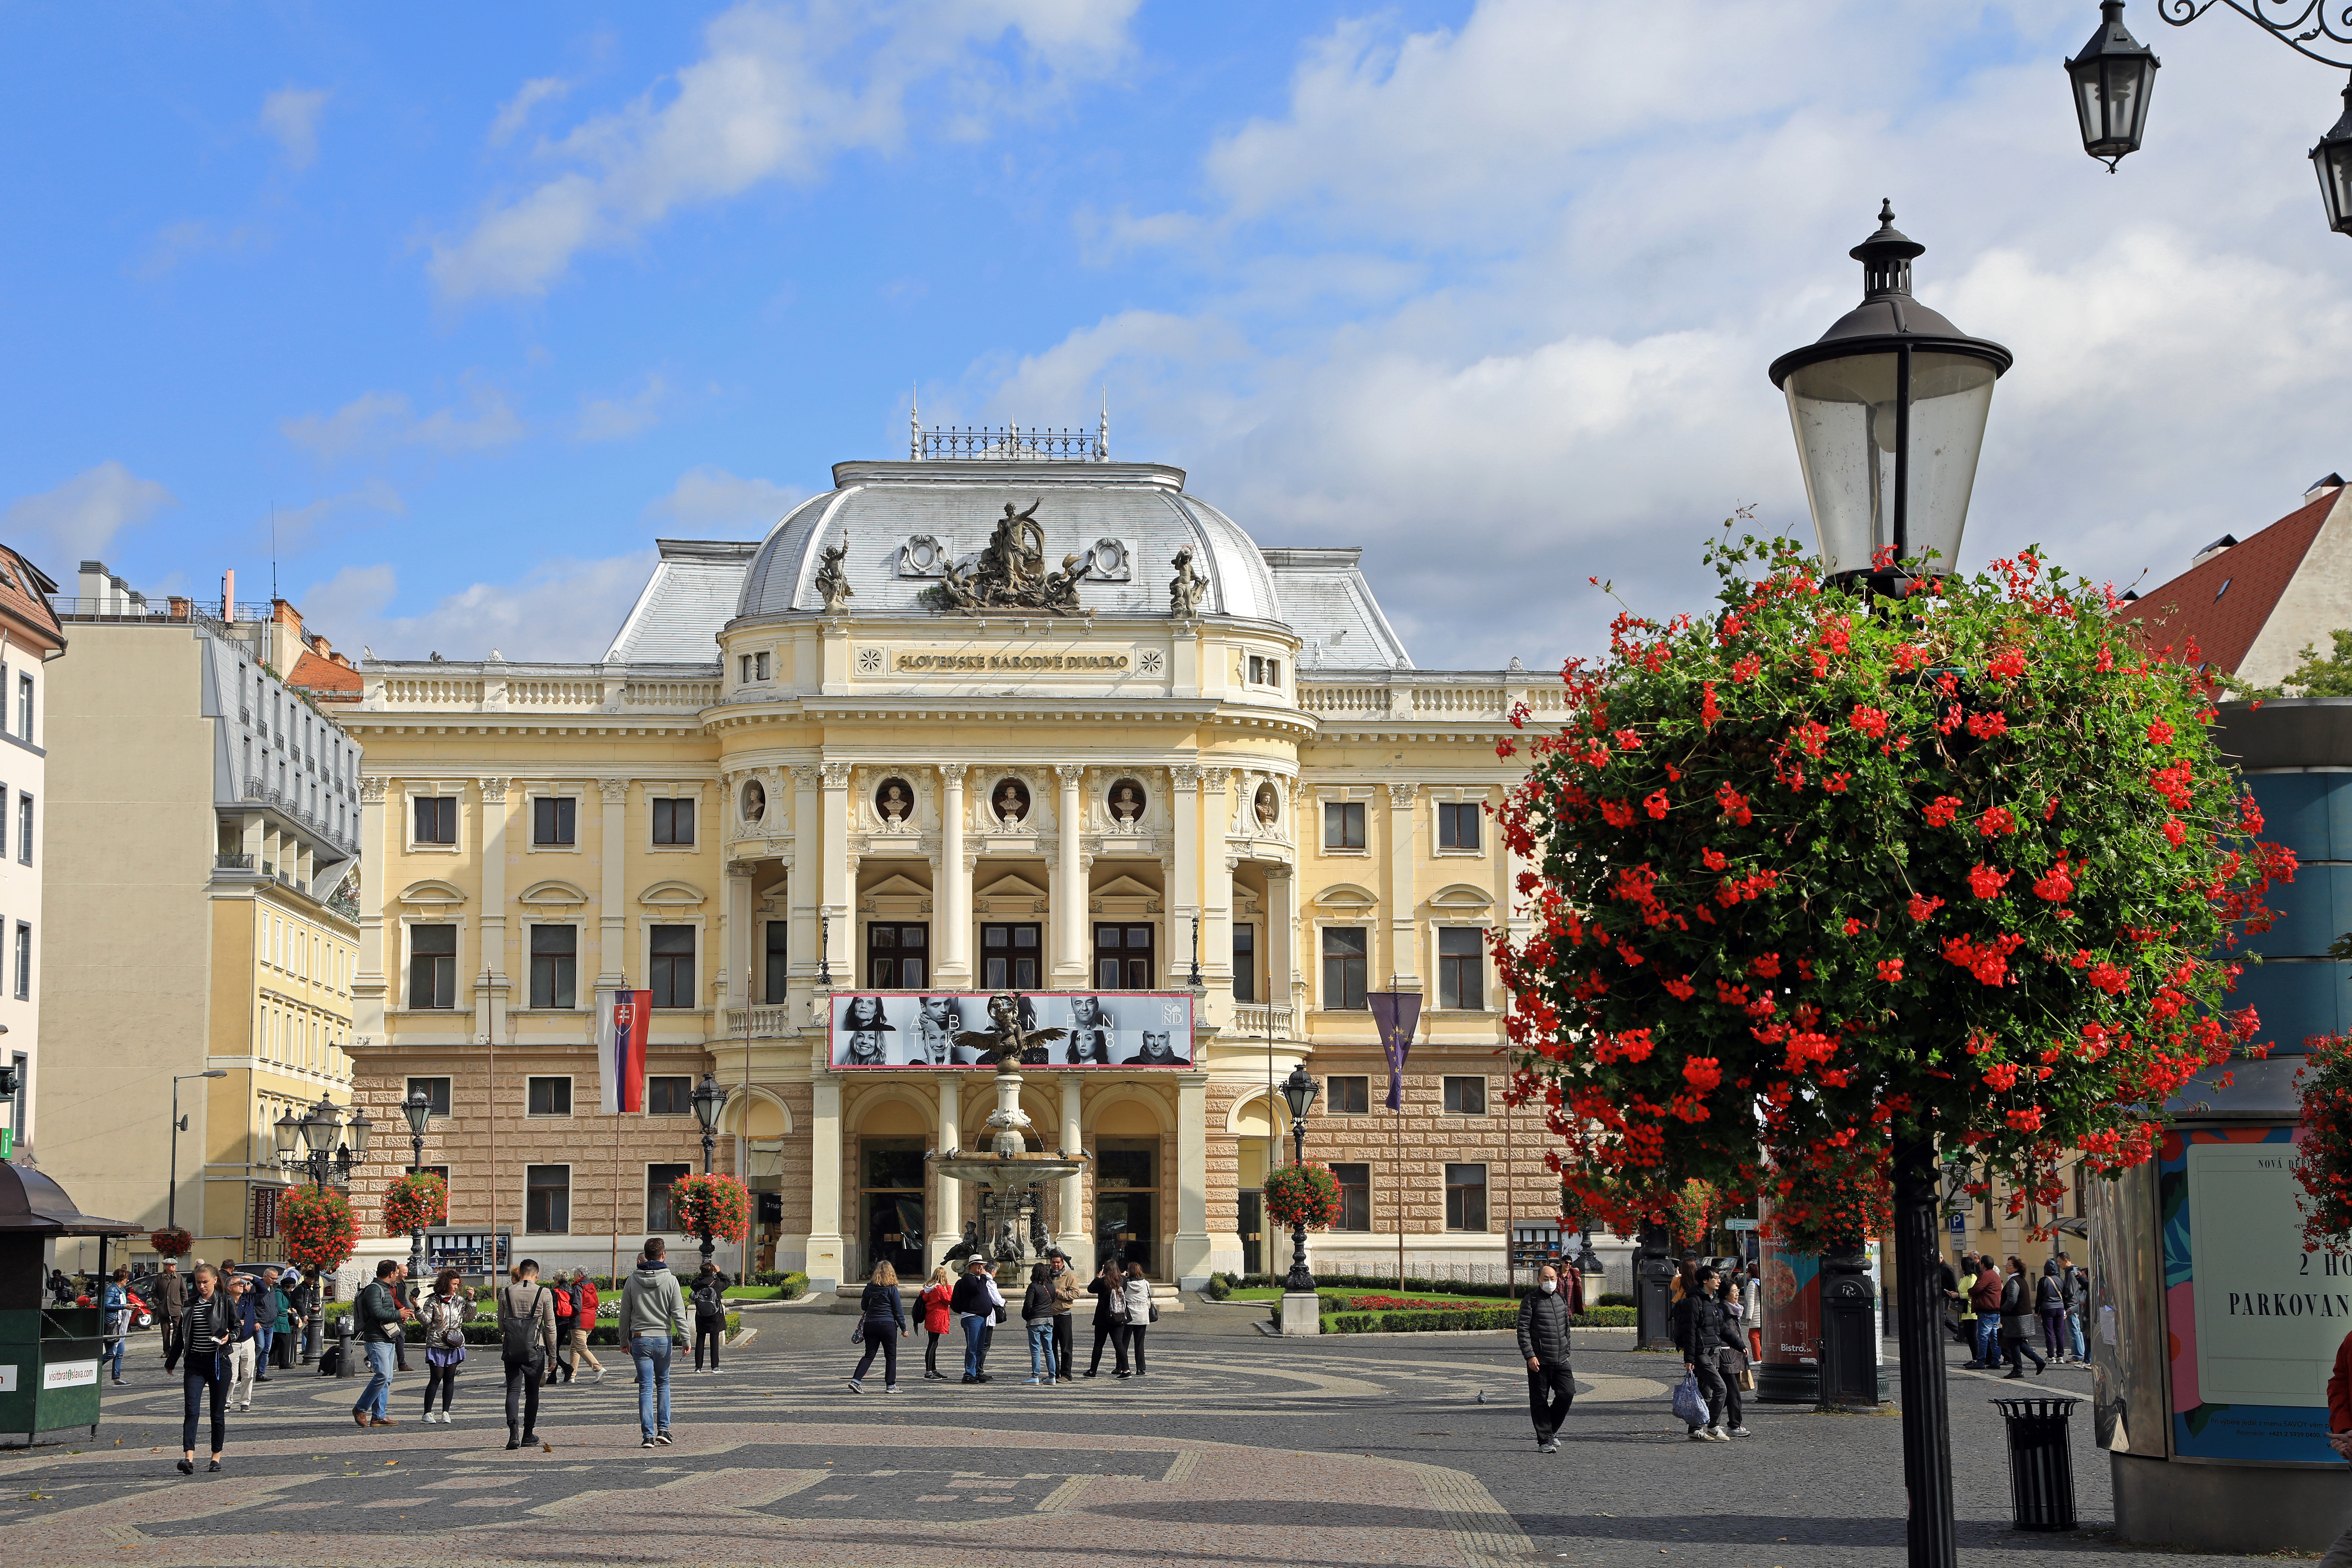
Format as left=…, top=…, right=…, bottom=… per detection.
left=2058, top=1252, right=2088, bottom=1364
left=620, top=1237, right=690, bottom=1448
left=1118, top=1262, right=1152, bottom=1377
left=569, top=1269, right=607, bottom=1383
left=155, top=1259, right=186, bottom=1372
left=2037, top=1259, right=2068, bottom=1362
left=1968, top=1255, right=2004, bottom=1369
left=2320, top=1324, right=2352, bottom=1568
left=1085, top=1259, right=1125, bottom=1376
left=350, top=1259, right=411, bottom=1429
left=918, top=1266, right=953, bottom=1380
left=103, top=1268, right=133, bottom=1384
left=1021, top=1262, right=1060, bottom=1386
left=691, top=1261, right=729, bottom=1373
left=1046, top=1249, right=1077, bottom=1384
left=549, top=1270, right=578, bottom=1384
left=1670, top=1264, right=1745, bottom=1441
left=419, top=1268, right=472, bottom=1424
left=951, top=1258, right=1002, bottom=1384
left=1516, top=1263, right=1578, bottom=1453
left=1999, top=1256, right=2047, bottom=1377
left=498, top=1260, right=555, bottom=1448
left=224, top=1275, right=261, bottom=1412
left=175, top=1263, right=236, bottom=1475
left=849, top=1260, right=906, bottom=1393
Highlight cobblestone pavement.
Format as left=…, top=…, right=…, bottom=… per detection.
left=0, top=1304, right=2321, bottom=1567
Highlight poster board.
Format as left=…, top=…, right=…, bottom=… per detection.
left=828, top=991, right=1196, bottom=1069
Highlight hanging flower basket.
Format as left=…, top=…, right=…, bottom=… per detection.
left=670, top=1172, right=752, bottom=1243
left=280, top=1184, right=358, bottom=1274
left=1263, top=1162, right=1344, bottom=1231
left=383, top=1171, right=448, bottom=1236
left=2294, top=1034, right=2352, bottom=1252
left=149, top=1226, right=194, bottom=1258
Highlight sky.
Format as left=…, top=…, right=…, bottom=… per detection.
left=5, top=0, right=2352, bottom=672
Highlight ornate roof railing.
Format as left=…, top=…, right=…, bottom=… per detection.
left=911, top=420, right=1107, bottom=462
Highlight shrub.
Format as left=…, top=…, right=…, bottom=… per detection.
left=1203, top=1274, right=1232, bottom=1300
left=1599, top=1292, right=1635, bottom=1308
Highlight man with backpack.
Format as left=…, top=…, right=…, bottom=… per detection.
left=497, top=1259, right=558, bottom=1450
left=690, top=1261, right=730, bottom=1373
left=350, top=1259, right=411, bottom=1428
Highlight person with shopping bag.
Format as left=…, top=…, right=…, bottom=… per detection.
left=1668, top=1264, right=1747, bottom=1441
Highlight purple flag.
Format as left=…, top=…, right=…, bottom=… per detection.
left=1368, top=992, right=1422, bottom=1110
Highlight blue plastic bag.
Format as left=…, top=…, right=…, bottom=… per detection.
left=1672, top=1372, right=1707, bottom=1427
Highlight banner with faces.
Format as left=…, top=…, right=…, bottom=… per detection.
left=829, top=991, right=1196, bottom=1069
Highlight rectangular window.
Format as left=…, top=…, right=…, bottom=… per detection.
left=649, top=924, right=696, bottom=1008
left=1437, top=800, right=1482, bottom=851
left=1442, top=1075, right=1488, bottom=1115
left=13, top=923, right=27, bottom=1002
left=652, top=797, right=696, bottom=846
left=981, top=922, right=1040, bottom=991
left=1437, top=927, right=1485, bottom=1010
left=1247, top=653, right=1281, bottom=686
left=525, top=1165, right=570, bottom=1233
left=755, top=651, right=770, bottom=681
left=16, top=672, right=30, bottom=741
left=866, top=921, right=927, bottom=989
left=764, top=920, right=789, bottom=1003
left=645, top=1162, right=692, bottom=1230
left=1331, top=1162, right=1371, bottom=1230
left=1231, top=924, right=1256, bottom=1004
left=405, top=1076, right=453, bottom=1117
left=647, top=1075, right=692, bottom=1116
left=408, top=924, right=457, bottom=1009
left=1444, top=1163, right=1489, bottom=1231
left=532, top=796, right=575, bottom=846
left=1326, top=1075, right=1370, bottom=1114
left=14, top=794, right=27, bottom=866
left=2073, top=1164, right=2087, bottom=1219
left=528, top=925, right=577, bottom=1009
left=1322, top=927, right=1368, bottom=1010
left=10, top=1051, right=26, bottom=1149
left=1323, top=800, right=1365, bottom=849
left=526, top=1076, right=573, bottom=1116
left=414, top=796, right=456, bottom=845
left=1092, top=923, right=1154, bottom=990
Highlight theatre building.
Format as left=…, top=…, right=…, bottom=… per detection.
left=341, top=432, right=1570, bottom=1291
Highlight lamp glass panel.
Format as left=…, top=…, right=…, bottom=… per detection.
left=2070, top=61, right=2106, bottom=151
left=345, top=1107, right=373, bottom=1156
left=1783, top=349, right=1901, bottom=578
left=273, top=1110, right=300, bottom=1157
left=2317, top=141, right=2352, bottom=234
left=1900, top=351, right=2000, bottom=577
left=299, top=1102, right=335, bottom=1153
left=2107, top=56, right=2150, bottom=148
left=403, top=1092, right=432, bottom=1136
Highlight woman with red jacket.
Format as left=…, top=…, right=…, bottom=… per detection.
left=571, top=1270, right=607, bottom=1384
left=918, top=1267, right=954, bottom=1380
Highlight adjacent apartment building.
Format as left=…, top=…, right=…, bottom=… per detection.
left=41, top=565, right=365, bottom=1270
left=0, top=546, right=64, bottom=1167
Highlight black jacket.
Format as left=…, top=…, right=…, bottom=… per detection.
left=1516, top=1288, right=1575, bottom=1365
left=859, top=1281, right=906, bottom=1332
left=1669, top=1292, right=1742, bottom=1365
left=950, top=1269, right=994, bottom=1319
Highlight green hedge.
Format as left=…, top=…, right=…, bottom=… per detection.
left=1599, top=1292, right=1634, bottom=1308
left=1323, top=1304, right=1636, bottom=1334
left=1236, top=1272, right=1534, bottom=1300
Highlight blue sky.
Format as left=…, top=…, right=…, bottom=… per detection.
left=5, top=2, right=2350, bottom=670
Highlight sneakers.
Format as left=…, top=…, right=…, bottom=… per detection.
left=709, top=1367, right=724, bottom=1375
left=655, top=1431, right=672, bottom=1446
left=960, top=1374, right=978, bottom=1384
left=424, top=1410, right=441, bottom=1425
left=1686, top=1428, right=1709, bottom=1442
left=641, top=1437, right=657, bottom=1449
left=883, top=1384, right=901, bottom=1393
left=1021, top=1377, right=1042, bottom=1386
left=1539, top=1439, right=1559, bottom=1454
left=594, top=1367, right=607, bottom=1384
left=1728, top=1426, right=1752, bottom=1437
left=847, top=1379, right=864, bottom=1393
left=1704, top=1427, right=1732, bottom=1443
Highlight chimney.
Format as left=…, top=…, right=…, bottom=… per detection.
left=78, top=560, right=106, bottom=606
left=2308, top=472, right=2345, bottom=503
left=222, top=568, right=234, bottom=620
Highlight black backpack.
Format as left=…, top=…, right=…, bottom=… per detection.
left=502, top=1285, right=545, bottom=1362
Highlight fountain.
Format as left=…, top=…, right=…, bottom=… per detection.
left=927, top=996, right=1089, bottom=1269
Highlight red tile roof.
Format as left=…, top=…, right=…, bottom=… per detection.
left=0, top=545, right=65, bottom=652
left=285, top=648, right=362, bottom=700
left=2115, top=489, right=2336, bottom=674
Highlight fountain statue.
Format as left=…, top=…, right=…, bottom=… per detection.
left=928, top=995, right=1090, bottom=1270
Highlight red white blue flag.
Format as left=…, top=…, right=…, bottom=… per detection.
left=598, top=988, right=652, bottom=1114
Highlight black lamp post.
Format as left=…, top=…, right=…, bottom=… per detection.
left=1768, top=203, right=2011, bottom=598
left=2314, top=79, right=2352, bottom=236
left=691, top=1071, right=728, bottom=1269
left=275, top=1094, right=371, bottom=1190
left=401, top=1088, right=433, bottom=1285
left=2065, top=2, right=2160, bottom=170
left=169, top=1070, right=226, bottom=1231
left=1278, top=1063, right=1319, bottom=1293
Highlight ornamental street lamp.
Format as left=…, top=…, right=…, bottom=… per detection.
left=2314, top=79, right=2352, bottom=236
left=277, top=1094, right=370, bottom=1190
left=1278, top=1063, right=1320, bottom=1293
left=402, top=1088, right=433, bottom=1286
left=1768, top=203, right=2012, bottom=597
left=2065, top=2, right=2160, bottom=171
left=691, top=1071, right=728, bottom=1268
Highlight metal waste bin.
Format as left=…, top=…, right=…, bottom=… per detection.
left=1990, top=1394, right=2081, bottom=1531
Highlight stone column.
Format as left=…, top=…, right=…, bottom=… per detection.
left=1264, top=864, right=1297, bottom=1035
left=1057, top=1073, right=1086, bottom=1259
left=596, top=779, right=630, bottom=990
left=1052, top=764, right=1086, bottom=984
left=1174, top=1071, right=1211, bottom=1289
left=930, top=1074, right=962, bottom=1272
left=477, top=778, right=509, bottom=1042
left=725, top=861, right=755, bottom=1024
left=807, top=1072, right=844, bottom=1292
left=791, top=765, right=821, bottom=1009
left=1171, top=766, right=1203, bottom=988
left=1385, top=782, right=1421, bottom=992
left=1203, top=770, right=1234, bottom=1014
left=353, top=777, right=388, bottom=1038
left=820, top=762, right=853, bottom=986
left=937, top=763, right=971, bottom=986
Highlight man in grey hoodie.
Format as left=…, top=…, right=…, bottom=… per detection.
left=620, top=1237, right=690, bottom=1448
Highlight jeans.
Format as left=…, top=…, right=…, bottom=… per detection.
left=961, top=1315, right=989, bottom=1378
left=2065, top=1309, right=2087, bottom=1362
left=1526, top=1358, right=1573, bottom=1439
left=629, top=1334, right=673, bottom=1438
left=227, top=1339, right=257, bottom=1407
left=1026, top=1319, right=1058, bottom=1381
left=854, top=1325, right=898, bottom=1386
left=694, top=1319, right=723, bottom=1370
left=354, top=1341, right=396, bottom=1421
left=1972, top=1314, right=2000, bottom=1366
left=106, top=1335, right=125, bottom=1381
left=503, top=1353, right=542, bottom=1434
left=2322, top=1508, right=2352, bottom=1568
left=253, top=1326, right=273, bottom=1370
left=926, top=1330, right=944, bottom=1376
left=182, top=1351, right=226, bottom=1455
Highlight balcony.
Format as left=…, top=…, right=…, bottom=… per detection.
left=720, top=1005, right=801, bottom=1040
left=1230, top=1004, right=1295, bottom=1040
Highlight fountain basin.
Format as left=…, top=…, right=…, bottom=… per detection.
left=929, top=1151, right=1087, bottom=1189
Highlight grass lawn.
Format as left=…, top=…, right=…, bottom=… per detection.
left=723, top=1284, right=785, bottom=1300
left=1223, top=1286, right=1504, bottom=1308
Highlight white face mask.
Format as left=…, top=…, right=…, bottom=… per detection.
left=1540, top=1279, right=1558, bottom=1294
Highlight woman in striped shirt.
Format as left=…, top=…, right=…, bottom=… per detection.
left=176, top=1264, right=238, bottom=1474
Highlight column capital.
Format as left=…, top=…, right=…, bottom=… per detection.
left=597, top=777, right=631, bottom=804
left=725, top=860, right=757, bottom=880
left=938, top=762, right=970, bottom=784
left=1386, top=781, right=1421, bottom=805
left=1171, top=764, right=1205, bottom=788
left=478, top=777, right=509, bottom=803
left=1203, top=767, right=1228, bottom=794
left=1262, top=862, right=1294, bottom=880
left=791, top=764, right=821, bottom=789
left=819, top=761, right=854, bottom=788
left=359, top=776, right=387, bottom=804
left=1053, top=763, right=1084, bottom=785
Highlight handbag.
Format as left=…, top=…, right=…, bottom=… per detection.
left=1671, top=1372, right=1708, bottom=1427
left=850, top=1321, right=865, bottom=1344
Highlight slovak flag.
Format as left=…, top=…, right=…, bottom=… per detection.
left=597, top=988, right=652, bottom=1114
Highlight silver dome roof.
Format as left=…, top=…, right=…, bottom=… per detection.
left=734, top=459, right=1281, bottom=623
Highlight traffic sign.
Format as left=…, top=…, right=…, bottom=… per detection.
left=1948, top=1213, right=1967, bottom=1234
left=1725, top=1218, right=1759, bottom=1232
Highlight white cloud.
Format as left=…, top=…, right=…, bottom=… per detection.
left=646, top=465, right=806, bottom=532
left=430, top=0, right=1139, bottom=300
left=279, top=385, right=527, bottom=462
left=2, top=462, right=177, bottom=573
left=136, top=219, right=266, bottom=279
left=261, top=479, right=407, bottom=555
left=574, top=372, right=672, bottom=442
left=489, top=75, right=571, bottom=146
left=302, top=552, right=656, bottom=663
left=261, top=85, right=330, bottom=171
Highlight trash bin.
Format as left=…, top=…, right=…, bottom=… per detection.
left=1990, top=1394, right=2081, bottom=1531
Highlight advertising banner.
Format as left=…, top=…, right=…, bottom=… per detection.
left=2163, top=1124, right=2343, bottom=1462
left=828, top=991, right=1196, bottom=1069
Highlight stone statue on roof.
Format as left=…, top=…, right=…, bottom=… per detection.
left=1169, top=547, right=1208, bottom=618
left=814, top=538, right=854, bottom=613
